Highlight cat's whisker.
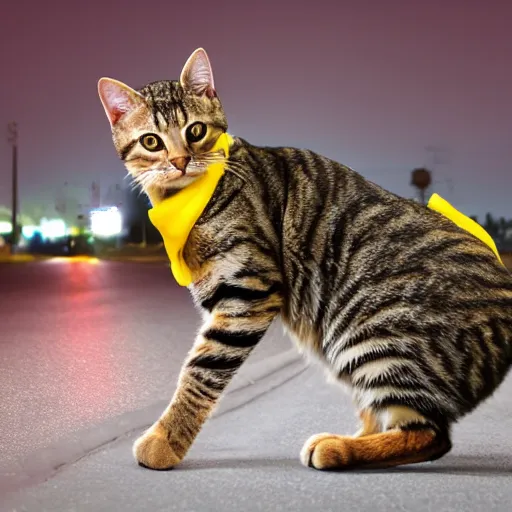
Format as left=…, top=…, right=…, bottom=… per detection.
left=224, top=165, right=248, bottom=184
left=190, top=154, right=249, bottom=183
left=136, top=171, right=160, bottom=190
left=201, top=155, right=247, bottom=169
left=195, top=157, right=248, bottom=183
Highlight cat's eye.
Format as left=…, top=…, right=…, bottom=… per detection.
left=140, top=133, right=165, bottom=152
left=185, top=122, right=207, bottom=144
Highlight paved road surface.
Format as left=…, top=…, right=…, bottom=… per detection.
left=0, top=259, right=290, bottom=469
left=2, top=258, right=512, bottom=511
left=3, top=362, right=512, bottom=512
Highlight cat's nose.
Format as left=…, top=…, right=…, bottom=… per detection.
left=170, top=156, right=191, bottom=173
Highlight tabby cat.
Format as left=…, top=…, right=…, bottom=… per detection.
left=98, top=48, right=512, bottom=471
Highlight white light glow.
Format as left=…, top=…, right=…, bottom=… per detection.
left=90, top=207, right=122, bottom=237
left=0, top=221, right=12, bottom=234
left=40, top=218, right=66, bottom=240
left=22, top=225, right=39, bottom=239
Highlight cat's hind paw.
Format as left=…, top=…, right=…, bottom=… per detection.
left=300, top=433, right=351, bottom=470
left=301, top=426, right=451, bottom=471
left=133, top=422, right=182, bottom=470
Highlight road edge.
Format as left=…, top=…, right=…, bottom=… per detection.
left=0, top=349, right=306, bottom=496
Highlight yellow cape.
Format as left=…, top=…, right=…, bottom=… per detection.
left=149, top=141, right=502, bottom=287
left=148, top=132, right=233, bottom=286
left=427, top=193, right=503, bottom=265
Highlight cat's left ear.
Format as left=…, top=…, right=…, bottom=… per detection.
left=180, top=48, right=217, bottom=98
left=98, top=78, right=145, bottom=127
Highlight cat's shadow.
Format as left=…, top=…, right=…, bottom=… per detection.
left=177, top=454, right=512, bottom=476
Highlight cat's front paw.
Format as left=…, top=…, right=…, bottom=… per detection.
left=133, top=421, right=182, bottom=470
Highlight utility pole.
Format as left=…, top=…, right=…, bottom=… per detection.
left=7, top=122, right=18, bottom=250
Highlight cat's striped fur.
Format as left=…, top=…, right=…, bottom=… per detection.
left=98, top=48, right=512, bottom=471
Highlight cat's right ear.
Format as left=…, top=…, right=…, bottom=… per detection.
left=180, top=48, right=216, bottom=98
left=98, top=78, right=144, bottom=127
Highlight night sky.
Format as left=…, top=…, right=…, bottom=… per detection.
left=1, top=0, right=511, bottom=223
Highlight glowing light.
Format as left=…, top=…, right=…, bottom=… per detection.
left=22, top=225, right=39, bottom=239
left=69, top=256, right=100, bottom=264
left=46, top=256, right=100, bottom=264
left=0, top=221, right=12, bottom=234
left=90, top=207, right=122, bottom=237
left=40, top=218, right=66, bottom=240
left=67, top=226, right=80, bottom=236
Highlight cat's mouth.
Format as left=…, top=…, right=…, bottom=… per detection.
left=153, top=165, right=204, bottom=183
left=136, top=161, right=211, bottom=203
left=159, top=167, right=207, bottom=200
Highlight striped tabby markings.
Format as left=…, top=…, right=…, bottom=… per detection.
left=133, top=284, right=281, bottom=470
left=351, top=358, right=418, bottom=387
left=133, top=330, right=263, bottom=470
left=330, top=336, right=411, bottom=373
left=301, top=406, right=450, bottom=470
left=119, top=139, right=137, bottom=160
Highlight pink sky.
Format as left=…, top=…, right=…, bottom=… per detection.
left=1, top=0, right=511, bottom=222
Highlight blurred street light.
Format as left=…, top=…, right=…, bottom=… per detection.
left=40, top=218, right=66, bottom=240
left=90, top=207, right=122, bottom=238
left=0, top=221, right=12, bottom=234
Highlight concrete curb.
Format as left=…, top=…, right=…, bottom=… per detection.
left=0, top=349, right=306, bottom=495
left=0, top=255, right=40, bottom=263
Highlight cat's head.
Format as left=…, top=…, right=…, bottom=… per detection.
left=98, top=48, right=228, bottom=204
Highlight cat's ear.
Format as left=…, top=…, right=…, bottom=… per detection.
left=98, top=78, right=145, bottom=127
left=180, top=48, right=216, bottom=98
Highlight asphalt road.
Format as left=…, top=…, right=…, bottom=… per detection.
left=0, top=259, right=290, bottom=470
left=2, top=362, right=512, bottom=512
left=2, top=258, right=512, bottom=511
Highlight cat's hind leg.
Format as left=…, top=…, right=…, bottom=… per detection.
left=301, top=409, right=380, bottom=465
left=300, top=406, right=451, bottom=470
left=353, top=408, right=381, bottom=438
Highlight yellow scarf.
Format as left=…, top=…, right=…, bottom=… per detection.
left=148, top=132, right=233, bottom=286
left=149, top=140, right=502, bottom=288
left=427, top=193, right=503, bottom=265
